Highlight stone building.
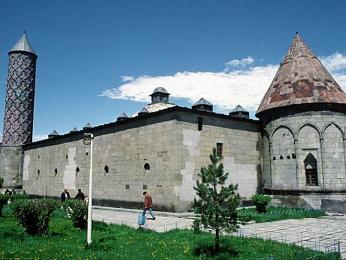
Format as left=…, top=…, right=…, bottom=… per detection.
left=257, top=34, right=346, bottom=211
left=1, top=33, right=346, bottom=212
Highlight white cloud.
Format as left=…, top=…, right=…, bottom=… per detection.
left=100, top=53, right=346, bottom=113
left=121, top=76, right=135, bottom=82
left=320, top=53, right=346, bottom=88
left=33, top=135, right=48, bottom=141
left=225, top=56, right=254, bottom=71
left=320, top=53, right=346, bottom=73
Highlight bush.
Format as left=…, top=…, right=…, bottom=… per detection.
left=64, top=199, right=88, bottom=229
left=11, top=193, right=29, bottom=202
left=251, top=194, right=272, bottom=213
left=0, top=194, right=10, bottom=217
left=12, top=198, right=60, bottom=235
left=0, top=176, right=4, bottom=188
left=238, top=206, right=326, bottom=223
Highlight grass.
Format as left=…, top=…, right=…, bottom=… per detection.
left=0, top=206, right=339, bottom=259
left=238, top=206, right=326, bottom=223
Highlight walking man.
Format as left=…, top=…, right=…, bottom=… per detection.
left=142, top=192, right=155, bottom=220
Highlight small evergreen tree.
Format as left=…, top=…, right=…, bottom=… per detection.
left=193, top=149, right=240, bottom=253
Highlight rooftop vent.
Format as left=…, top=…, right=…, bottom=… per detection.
left=192, top=98, right=213, bottom=112
left=229, top=105, right=249, bottom=119
left=150, top=87, right=170, bottom=104
left=138, top=107, right=150, bottom=116
left=83, top=123, right=92, bottom=130
left=48, top=130, right=59, bottom=138
left=69, top=127, right=78, bottom=133
left=117, top=112, right=129, bottom=121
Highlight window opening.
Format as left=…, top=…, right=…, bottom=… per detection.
left=144, top=163, right=150, bottom=171
left=304, top=153, right=318, bottom=186
left=198, top=117, right=203, bottom=131
left=216, top=143, right=223, bottom=157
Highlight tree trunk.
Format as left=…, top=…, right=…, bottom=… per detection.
left=215, top=228, right=220, bottom=253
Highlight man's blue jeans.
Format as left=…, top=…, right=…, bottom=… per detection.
left=142, top=207, right=155, bottom=218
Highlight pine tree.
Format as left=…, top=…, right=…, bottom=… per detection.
left=193, top=148, right=240, bottom=253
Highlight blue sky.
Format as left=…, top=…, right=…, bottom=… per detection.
left=1, top=0, right=346, bottom=139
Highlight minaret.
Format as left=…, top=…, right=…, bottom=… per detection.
left=2, top=32, right=37, bottom=145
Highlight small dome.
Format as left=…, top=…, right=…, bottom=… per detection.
left=48, top=130, right=59, bottom=138
left=138, top=107, right=150, bottom=116
left=70, top=127, right=78, bottom=133
left=83, top=123, right=92, bottom=130
left=150, top=87, right=170, bottom=95
left=149, top=87, right=171, bottom=104
left=229, top=105, right=249, bottom=119
left=117, top=112, right=129, bottom=121
left=231, top=105, right=248, bottom=113
left=192, top=98, right=213, bottom=112
left=193, top=98, right=213, bottom=107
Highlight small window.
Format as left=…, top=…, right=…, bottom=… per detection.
left=273, top=156, right=276, bottom=160
left=86, top=152, right=89, bottom=156
left=37, top=170, right=40, bottom=180
left=292, top=153, right=296, bottom=159
left=37, top=155, right=40, bottom=159
left=144, top=163, right=150, bottom=171
left=287, top=155, right=290, bottom=159
left=216, top=143, right=223, bottom=157
left=54, top=168, right=58, bottom=176
left=198, top=117, right=203, bottom=131
left=125, top=184, right=130, bottom=190
left=280, top=155, right=283, bottom=160
left=76, top=167, right=80, bottom=176
left=66, top=154, right=68, bottom=160
left=104, top=165, right=109, bottom=174
left=143, top=184, right=147, bottom=190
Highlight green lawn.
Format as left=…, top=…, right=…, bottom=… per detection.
left=238, top=206, right=326, bottom=223
left=0, top=206, right=339, bottom=259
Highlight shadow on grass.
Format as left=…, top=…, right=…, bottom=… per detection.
left=193, top=238, right=238, bottom=259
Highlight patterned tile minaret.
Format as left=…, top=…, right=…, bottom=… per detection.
left=2, top=32, right=37, bottom=145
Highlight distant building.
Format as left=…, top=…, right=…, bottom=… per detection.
left=1, top=33, right=346, bottom=212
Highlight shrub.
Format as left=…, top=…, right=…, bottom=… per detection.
left=251, top=194, right=272, bottom=213
left=11, top=193, right=29, bottom=202
left=0, top=194, right=9, bottom=217
left=12, top=198, right=60, bottom=235
left=64, top=199, right=88, bottom=229
left=0, top=176, right=4, bottom=188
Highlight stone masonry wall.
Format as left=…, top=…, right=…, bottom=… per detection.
left=264, top=111, right=346, bottom=191
left=173, top=112, right=262, bottom=210
left=0, top=146, right=23, bottom=188
left=23, top=111, right=262, bottom=212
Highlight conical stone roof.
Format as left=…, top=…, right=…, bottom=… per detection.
left=256, top=33, right=346, bottom=116
left=10, top=32, right=36, bottom=55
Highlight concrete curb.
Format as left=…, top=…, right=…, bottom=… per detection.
left=92, top=206, right=195, bottom=218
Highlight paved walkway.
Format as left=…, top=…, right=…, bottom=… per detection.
left=92, top=207, right=346, bottom=258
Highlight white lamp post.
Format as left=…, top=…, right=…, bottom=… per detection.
left=83, top=133, right=94, bottom=245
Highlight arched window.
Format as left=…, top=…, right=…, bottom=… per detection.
left=304, top=153, right=318, bottom=186
left=104, top=165, right=109, bottom=174
left=37, top=170, right=40, bottom=180
left=54, top=168, right=58, bottom=176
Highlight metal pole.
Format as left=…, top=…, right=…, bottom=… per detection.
left=87, top=134, right=93, bottom=245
